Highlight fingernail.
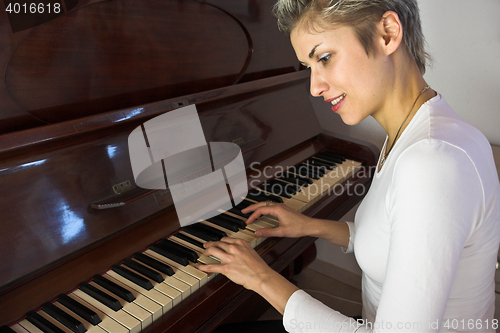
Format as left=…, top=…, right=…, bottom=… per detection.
left=255, top=231, right=261, bottom=237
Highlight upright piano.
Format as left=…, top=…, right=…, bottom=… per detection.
left=0, top=0, right=377, bottom=332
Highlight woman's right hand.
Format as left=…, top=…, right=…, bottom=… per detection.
left=241, top=201, right=315, bottom=238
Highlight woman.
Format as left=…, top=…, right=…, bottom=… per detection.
left=198, top=0, right=500, bottom=332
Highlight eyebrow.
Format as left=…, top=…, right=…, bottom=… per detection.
left=309, top=44, right=321, bottom=59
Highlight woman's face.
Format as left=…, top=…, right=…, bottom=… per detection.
left=291, top=24, right=391, bottom=125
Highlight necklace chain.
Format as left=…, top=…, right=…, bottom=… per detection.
left=380, top=86, right=430, bottom=166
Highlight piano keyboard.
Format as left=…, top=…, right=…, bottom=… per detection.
left=1, top=151, right=361, bottom=333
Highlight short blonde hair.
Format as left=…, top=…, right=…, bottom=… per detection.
left=273, top=0, right=430, bottom=74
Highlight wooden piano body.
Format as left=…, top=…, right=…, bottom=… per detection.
left=0, top=0, right=377, bottom=331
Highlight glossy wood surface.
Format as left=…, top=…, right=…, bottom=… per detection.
left=0, top=0, right=298, bottom=134
left=0, top=70, right=318, bottom=295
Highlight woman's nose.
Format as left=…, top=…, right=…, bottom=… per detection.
left=309, top=70, right=328, bottom=98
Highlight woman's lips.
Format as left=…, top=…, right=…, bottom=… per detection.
left=326, top=94, right=346, bottom=113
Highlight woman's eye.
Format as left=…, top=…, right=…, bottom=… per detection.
left=318, top=53, right=331, bottom=65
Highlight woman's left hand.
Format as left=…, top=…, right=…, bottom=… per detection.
left=197, top=237, right=273, bottom=292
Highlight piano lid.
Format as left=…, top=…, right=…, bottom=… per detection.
left=0, top=0, right=299, bottom=134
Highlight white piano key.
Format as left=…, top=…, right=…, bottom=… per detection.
left=105, top=271, right=173, bottom=313
left=142, top=250, right=200, bottom=292
left=97, top=274, right=163, bottom=324
left=36, top=310, right=73, bottom=333
left=120, top=265, right=182, bottom=307
left=170, top=268, right=200, bottom=291
left=254, top=219, right=276, bottom=228
left=130, top=258, right=191, bottom=299
left=245, top=221, right=267, bottom=232
left=87, top=282, right=153, bottom=330
left=70, top=290, right=139, bottom=333
left=144, top=250, right=208, bottom=287
left=9, top=324, right=29, bottom=333
left=17, top=320, right=43, bottom=333
left=198, top=221, right=257, bottom=246
left=169, top=236, right=221, bottom=264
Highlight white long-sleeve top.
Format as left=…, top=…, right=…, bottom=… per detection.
left=283, top=94, right=500, bottom=332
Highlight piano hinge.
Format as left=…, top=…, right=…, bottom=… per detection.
left=113, top=180, right=135, bottom=194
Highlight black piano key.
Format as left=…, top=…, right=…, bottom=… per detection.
left=158, top=239, right=199, bottom=263
left=269, top=178, right=300, bottom=193
left=80, top=282, right=122, bottom=311
left=233, top=199, right=254, bottom=210
left=92, top=275, right=135, bottom=302
left=173, top=233, right=205, bottom=250
left=284, top=172, right=313, bottom=184
left=123, top=258, right=165, bottom=282
left=133, top=252, right=175, bottom=276
left=188, top=223, right=227, bottom=240
left=247, top=190, right=284, bottom=203
left=299, top=163, right=327, bottom=176
left=57, top=294, right=101, bottom=326
left=321, top=151, right=346, bottom=161
left=215, top=213, right=247, bottom=229
left=268, top=179, right=298, bottom=194
left=227, top=207, right=252, bottom=219
left=311, top=157, right=337, bottom=167
left=296, top=163, right=325, bottom=177
left=260, top=183, right=292, bottom=199
left=242, top=198, right=258, bottom=205
left=150, top=243, right=190, bottom=266
left=206, top=216, right=239, bottom=232
left=305, top=158, right=335, bottom=169
left=315, top=152, right=344, bottom=164
left=288, top=165, right=319, bottom=179
left=26, top=311, right=66, bottom=333
left=111, top=265, right=153, bottom=290
left=276, top=176, right=310, bottom=187
left=0, top=326, right=16, bottom=333
left=182, top=225, right=219, bottom=242
left=42, top=302, right=86, bottom=333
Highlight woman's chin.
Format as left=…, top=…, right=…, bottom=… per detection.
left=338, top=114, right=362, bottom=126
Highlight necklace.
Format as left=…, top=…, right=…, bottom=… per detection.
left=380, top=85, right=430, bottom=167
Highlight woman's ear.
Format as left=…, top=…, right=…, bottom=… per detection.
left=377, top=11, right=403, bottom=55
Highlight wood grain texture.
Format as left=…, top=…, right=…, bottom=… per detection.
left=0, top=0, right=298, bottom=134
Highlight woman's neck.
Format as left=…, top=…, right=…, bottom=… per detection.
left=372, top=54, right=432, bottom=147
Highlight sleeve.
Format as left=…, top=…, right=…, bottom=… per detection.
left=282, top=140, right=483, bottom=332
left=342, top=221, right=355, bottom=253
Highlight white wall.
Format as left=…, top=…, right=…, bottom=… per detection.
left=312, top=0, right=500, bottom=274
left=420, top=0, right=500, bottom=146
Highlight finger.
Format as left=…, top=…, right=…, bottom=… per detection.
left=202, top=245, right=231, bottom=262
left=246, top=206, right=281, bottom=225
left=241, top=201, right=267, bottom=214
left=245, top=209, right=264, bottom=225
left=219, top=236, right=239, bottom=244
left=197, top=263, right=225, bottom=275
left=203, top=237, right=238, bottom=251
left=255, top=226, right=283, bottom=238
